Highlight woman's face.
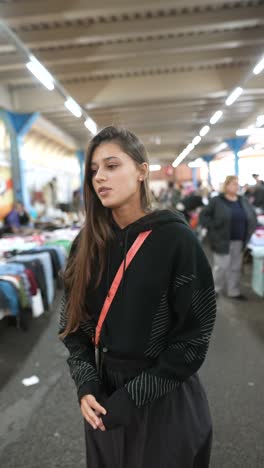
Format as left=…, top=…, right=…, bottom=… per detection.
left=91, top=142, right=146, bottom=209
left=226, top=178, right=239, bottom=195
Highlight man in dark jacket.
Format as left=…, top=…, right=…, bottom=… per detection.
left=199, top=176, right=257, bottom=300
left=252, top=174, right=264, bottom=210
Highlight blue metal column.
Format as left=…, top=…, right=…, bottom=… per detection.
left=202, top=154, right=214, bottom=186
left=76, top=150, right=85, bottom=200
left=0, top=109, right=39, bottom=208
left=192, top=167, right=198, bottom=189
left=225, top=137, right=248, bottom=176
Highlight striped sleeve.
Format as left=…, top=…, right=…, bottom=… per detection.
left=59, top=292, right=101, bottom=402
left=125, top=233, right=216, bottom=408
left=126, top=281, right=215, bottom=407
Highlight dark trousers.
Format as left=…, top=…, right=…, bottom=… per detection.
left=85, top=354, right=213, bottom=468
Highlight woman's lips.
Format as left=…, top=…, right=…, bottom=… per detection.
left=98, top=187, right=112, bottom=196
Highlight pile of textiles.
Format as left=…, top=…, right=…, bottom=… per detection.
left=0, top=228, right=78, bottom=328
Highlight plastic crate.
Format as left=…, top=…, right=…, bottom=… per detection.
left=251, top=248, right=264, bottom=297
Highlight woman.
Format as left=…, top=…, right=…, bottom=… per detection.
left=59, top=126, right=216, bottom=468
left=200, top=175, right=257, bottom=300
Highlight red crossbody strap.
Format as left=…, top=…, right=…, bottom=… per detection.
left=95, top=230, right=152, bottom=346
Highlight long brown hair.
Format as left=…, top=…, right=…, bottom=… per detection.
left=60, top=126, right=152, bottom=338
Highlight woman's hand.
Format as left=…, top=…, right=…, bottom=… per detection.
left=81, top=394, right=107, bottom=431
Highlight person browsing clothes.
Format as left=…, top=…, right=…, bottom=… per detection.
left=200, top=175, right=257, bottom=300
left=59, top=126, right=216, bottom=468
left=3, top=201, right=30, bottom=234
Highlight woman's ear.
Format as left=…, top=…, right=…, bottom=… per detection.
left=138, top=162, right=149, bottom=181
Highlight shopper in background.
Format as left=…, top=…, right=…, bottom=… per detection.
left=3, top=201, right=31, bottom=234
left=200, top=175, right=257, bottom=300
left=252, top=173, right=264, bottom=211
left=59, top=126, right=216, bottom=468
left=159, top=180, right=182, bottom=209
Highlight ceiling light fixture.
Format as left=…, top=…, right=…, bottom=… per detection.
left=253, top=56, right=264, bottom=75
left=210, top=110, right=223, bottom=125
left=84, top=117, right=97, bottom=135
left=64, top=98, right=82, bottom=118
left=188, top=158, right=203, bottom=168
left=256, top=114, right=264, bottom=128
left=236, top=127, right=264, bottom=136
left=199, top=125, right=210, bottom=137
left=172, top=142, right=196, bottom=168
left=149, top=164, right=161, bottom=172
left=225, top=86, right=243, bottom=106
left=186, top=143, right=195, bottom=152
left=192, top=135, right=201, bottom=146
left=214, top=142, right=228, bottom=153
left=26, top=56, right=54, bottom=91
left=172, top=153, right=187, bottom=168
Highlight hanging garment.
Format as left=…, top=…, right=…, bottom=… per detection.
left=24, top=269, right=38, bottom=296
left=10, top=260, right=48, bottom=310
left=32, top=289, right=44, bottom=318
left=44, top=244, right=67, bottom=268
left=11, top=253, right=54, bottom=305
left=21, top=247, right=61, bottom=278
left=0, top=280, right=20, bottom=316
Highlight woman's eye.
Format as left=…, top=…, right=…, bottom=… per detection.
left=108, top=165, right=118, bottom=169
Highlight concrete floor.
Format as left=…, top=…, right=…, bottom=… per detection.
left=0, top=276, right=263, bottom=468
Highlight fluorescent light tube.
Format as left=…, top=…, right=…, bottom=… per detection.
left=199, top=125, right=210, bottom=137
left=225, top=87, right=243, bottom=106
left=192, top=136, right=201, bottom=146
left=253, top=56, right=264, bottom=75
left=172, top=153, right=186, bottom=168
left=64, top=98, right=82, bottom=118
left=186, top=143, right=195, bottom=152
left=188, top=158, right=203, bottom=168
left=210, top=110, right=223, bottom=125
left=26, top=56, right=54, bottom=90
left=172, top=142, right=196, bottom=168
left=149, top=164, right=161, bottom=172
left=84, top=117, right=97, bottom=135
left=256, top=114, right=264, bottom=127
left=236, top=128, right=264, bottom=136
left=214, top=143, right=227, bottom=153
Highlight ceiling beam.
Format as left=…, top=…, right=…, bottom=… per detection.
left=10, top=68, right=264, bottom=113
left=1, top=0, right=256, bottom=26
left=1, top=6, right=263, bottom=50
left=0, top=48, right=259, bottom=85
left=1, top=28, right=263, bottom=71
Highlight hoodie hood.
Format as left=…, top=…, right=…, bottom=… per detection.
left=108, top=210, right=188, bottom=298
left=111, top=209, right=187, bottom=236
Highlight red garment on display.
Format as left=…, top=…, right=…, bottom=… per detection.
left=25, top=268, right=38, bottom=296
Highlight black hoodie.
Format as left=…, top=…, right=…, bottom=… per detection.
left=59, top=210, right=216, bottom=430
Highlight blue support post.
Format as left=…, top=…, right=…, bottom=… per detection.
left=202, top=154, right=214, bottom=186
left=192, top=167, right=198, bottom=189
left=225, top=137, right=248, bottom=176
left=0, top=109, right=39, bottom=208
left=76, top=150, right=85, bottom=201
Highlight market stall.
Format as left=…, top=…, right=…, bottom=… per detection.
left=0, top=228, right=78, bottom=328
left=248, top=214, right=264, bottom=298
